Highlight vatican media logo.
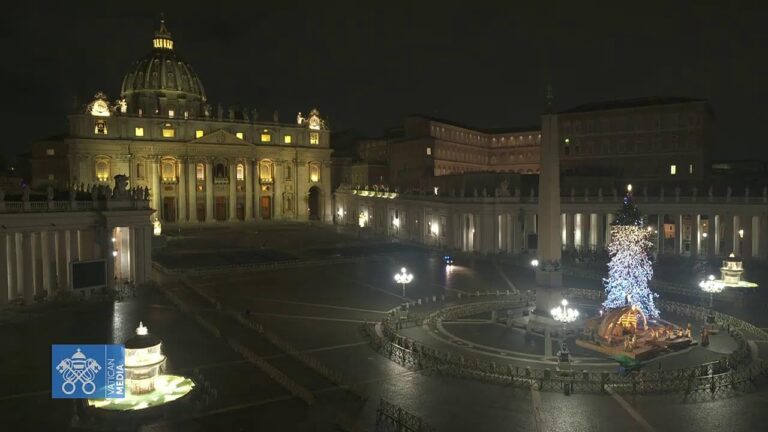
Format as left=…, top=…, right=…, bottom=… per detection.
left=52, top=345, right=125, bottom=399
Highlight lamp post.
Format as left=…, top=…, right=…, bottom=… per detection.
left=394, top=267, right=413, bottom=298
left=551, top=298, right=579, bottom=337
left=699, top=274, right=725, bottom=308
left=530, top=259, right=539, bottom=268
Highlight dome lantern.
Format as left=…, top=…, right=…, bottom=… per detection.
left=152, top=16, right=174, bottom=50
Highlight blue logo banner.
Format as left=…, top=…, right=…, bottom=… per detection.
left=52, top=344, right=125, bottom=399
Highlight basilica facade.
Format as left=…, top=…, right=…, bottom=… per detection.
left=30, top=19, right=333, bottom=224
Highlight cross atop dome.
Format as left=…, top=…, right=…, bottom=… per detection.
left=153, top=14, right=174, bottom=50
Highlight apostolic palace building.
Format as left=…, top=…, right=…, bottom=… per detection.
left=30, top=19, right=333, bottom=224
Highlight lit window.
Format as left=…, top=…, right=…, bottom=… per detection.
left=95, top=159, right=110, bottom=181
left=426, top=147, right=432, bottom=155
left=689, top=164, right=694, bottom=174
left=196, top=163, right=205, bottom=181
left=261, top=133, right=271, bottom=143
left=670, top=164, right=677, bottom=175
left=259, top=160, right=273, bottom=183
left=310, top=132, right=319, bottom=144
left=162, top=160, right=176, bottom=181
left=162, top=128, right=175, bottom=138
left=195, top=130, right=204, bottom=138
left=46, top=148, right=55, bottom=156
left=309, top=163, right=320, bottom=182
left=135, top=127, right=144, bottom=137
left=48, top=173, right=54, bottom=180
left=94, top=120, right=107, bottom=135
left=184, top=111, right=189, bottom=120
left=284, top=135, right=292, bottom=144
left=168, top=109, right=175, bottom=118
left=236, top=163, right=245, bottom=180
left=236, top=132, right=244, bottom=140
left=564, top=138, right=570, bottom=144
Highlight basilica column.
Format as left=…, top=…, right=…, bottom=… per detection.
left=0, top=233, right=8, bottom=305
left=228, top=162, right=237, bottom=221
left=245, top=160, right=254, bottom=220
left=151, top=158, right=161, bottom=216
left=22, top=232, right=34, bottom=304
left=187, top=160, right=197, bottom=222
left=205, top=161, right=214, bottom=222
left=254, top=160, right=262, bottom=221
left=178, top=157, right=187, bottom=223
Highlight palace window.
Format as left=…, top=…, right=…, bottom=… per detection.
left=184, top=111, right=189, bottom=120
left=284, top=134, right=292, bottom=144
left=196, top=163, right=205, bottom=181
left=162, top=124, right=175, bottom=138
left=259, top=160, right=273, bottom=183
left=285, top=165, right=292, bottom=180
left=46, top=148, right=55, bottom=156
left=236, top=132, right=244, bottom=140
left=261, top=133, right=272, bottom=143
left=670, top=164, right=677, bottom=175
left=195, top=130, right=204, bottom=138
left=95, top=159, right=110, bottom=182
left=310, top=132, right=319, bottom=145
left=309, top=162, right=320, bottom=183
left=161, top=160, right=176, bottom=182
left=689, top=164, right=694, bottom=174
left=168, top=109, right=175, bottom=118
left=94, top=120, right=108, bottom=135
left=426, top=147, right=432, bottom=155
left=136, top=163, right=145, bottom=179
left=236, top=163, right=245, bottom=181
left=135, top=127, right=144, bottom=137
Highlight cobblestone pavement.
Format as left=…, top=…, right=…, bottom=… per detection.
left=1, top=223, right=766, bottom=431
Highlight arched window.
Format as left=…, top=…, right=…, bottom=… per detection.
left=215, top=163, right=226, bottom=178
left=309, top=162, right=320, bottom=183
left=196, top=163, right=205, bottom=181
left=161, top=159, right=176, bottom=182
left=236, top=163, right=245, bottom=181
left=259, top=160, right=273, bottom=183
left=95, top=158, right=110, bottom=182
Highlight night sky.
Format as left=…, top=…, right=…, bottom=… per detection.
left=1, top=1, right=766, bottom=163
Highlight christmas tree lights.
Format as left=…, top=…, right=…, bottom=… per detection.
left=602, top=187, right=659, bottom=318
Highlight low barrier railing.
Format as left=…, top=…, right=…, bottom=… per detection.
left=376, top=397, right=436, bottom=432
left=362, top=292, right=768, bottom=395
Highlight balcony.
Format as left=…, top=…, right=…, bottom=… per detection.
left=214, top=177, right=229, bottom=185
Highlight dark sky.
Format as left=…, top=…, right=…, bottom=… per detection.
left=1, top=1, right=766, bottom=162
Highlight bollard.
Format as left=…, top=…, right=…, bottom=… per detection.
left=458, top=292, right=462, bottom=299
left=433, top=295, right=437, bottom=302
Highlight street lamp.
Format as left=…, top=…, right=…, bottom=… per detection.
left=394, top=267, right=413, bottom=297
left=551, top=299, right=579, bottom=338
left=531, top=259, right=539, bottom=268
left=699, top=274, right=725, bottom=308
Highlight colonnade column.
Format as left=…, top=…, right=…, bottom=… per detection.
left=706, top=215, right=716, bottom=257
left=41, top=231, right=53, bottom=293
left=187, top=161, right=197, bottom=223
left=589, top=213, right=600, bottom=251
left=205, top=161, right=214, bottom=222
left=129, top=226, right=138, bottom=283
left=691, top=214, right=700, bottom=257
left=57, top=231, right=70, bottom=290
left=0, top=233, right=7, bottom=305
left=228, top=163, right=237, bottom=221
left=33, top=232, right=43, bottom=297
left=245, top=160, right=254, bottom=220
left=22, top=232, right=34, bottom=304
left=143, top=225, right=152, bottom=284
left=8, top=233, right=18, bottom=299
left=254, top=161, right=262, bottom=221
left=604, top=214, right=614, bottom=248
left=178, top=157, right=187, bottom=223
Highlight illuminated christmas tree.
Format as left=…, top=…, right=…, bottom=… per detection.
left=602, top=186, right=659, bottom=318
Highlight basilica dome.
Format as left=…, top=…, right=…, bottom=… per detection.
left=120, top=19, right=207, bottom=118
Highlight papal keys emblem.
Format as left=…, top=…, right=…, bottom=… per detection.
left=56, top=348, right=102, bottom=395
